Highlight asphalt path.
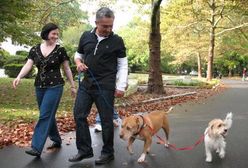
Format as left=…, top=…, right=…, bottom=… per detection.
left=0, top=79, right=248, bottom=168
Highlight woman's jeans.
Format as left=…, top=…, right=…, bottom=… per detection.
left=31, top=85, right=63, bottom=153
left=73, top=84, right=115, bottom=155
left=96, top=110, right=119, bottom=124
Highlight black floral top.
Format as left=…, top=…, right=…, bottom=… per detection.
left=28, top=44, right=69, bottom=88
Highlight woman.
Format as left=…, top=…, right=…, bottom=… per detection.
left=12, top=23, right=76, bottom=157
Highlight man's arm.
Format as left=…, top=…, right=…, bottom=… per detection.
left=74, top=52, right=88, bottom=72
left=116, top=57, right=128, bottom=95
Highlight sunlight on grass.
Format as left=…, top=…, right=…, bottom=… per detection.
left=0, top=75, right=218, bottom=123
left=0, top=78, right=75, bottom=123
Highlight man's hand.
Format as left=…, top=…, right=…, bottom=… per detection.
left=115, top=89, right=125, bottom=98
left=76, top=62, right=88, bottom=72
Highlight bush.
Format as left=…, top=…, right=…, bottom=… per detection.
left=0, top=50, right=11, bottom=68
left=4, top=55, right=26, bottom=65
left=70, top=64, right=77, bottom=78
left=4, top=64, right=34, bottom=78
left=15, top=50, right=29, bottom=57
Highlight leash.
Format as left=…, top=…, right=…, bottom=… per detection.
left=78, top=70, right=118, bottom=114
left=167, top=135, right=204, bottom=151
left=141, top=116, right=204, bottom=151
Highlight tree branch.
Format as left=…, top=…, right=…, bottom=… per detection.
left=39, top=0, right=75, bottom=24
left=215, top=22, right=248, bottom=36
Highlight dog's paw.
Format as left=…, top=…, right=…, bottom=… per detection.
left=205, top=157, right=212, bottom=162
left=164, top=142, right=169, bottom=148
left=127, top=146, right=134, bottom=155
left=137, top=153, right=146, bottom=163
left=219, top=152, right=225, bottom=159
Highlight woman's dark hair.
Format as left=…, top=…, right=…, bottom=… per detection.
left=40, top=23, right=59, bottom=40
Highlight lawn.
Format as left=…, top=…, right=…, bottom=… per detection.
left=0, top=78, right=75, bottom=123
left=0, top=74, right=217, bottom=123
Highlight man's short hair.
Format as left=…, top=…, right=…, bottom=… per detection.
left=96, top=7, right=115, bottom=21
left=40, top=23, right=59, bottom=40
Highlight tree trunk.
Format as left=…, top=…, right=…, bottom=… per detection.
left=197, top=52, right=202, bottom=78
left=147, top=0, right=164, bottom=94
left=228, top=69, right=232, bottom=77
left=207, top=0, right=216, bottom=81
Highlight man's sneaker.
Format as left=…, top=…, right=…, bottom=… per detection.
left=94, top=124, right=102, bottom=132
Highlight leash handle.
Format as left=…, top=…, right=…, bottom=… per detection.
left=78, top=72, right=84, bottom=86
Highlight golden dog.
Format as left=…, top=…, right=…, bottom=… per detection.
left=119, top=107, right=172, bottom=163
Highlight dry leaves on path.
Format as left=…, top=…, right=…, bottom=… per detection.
left=0, top=85, right=225, bottom=149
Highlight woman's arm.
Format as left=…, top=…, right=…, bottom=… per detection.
left=62, top=60, right=76, bottom=97
left=12, top=59, right=34, bottom=89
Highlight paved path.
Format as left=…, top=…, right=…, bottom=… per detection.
left=0, top=79, right=248, bottom=168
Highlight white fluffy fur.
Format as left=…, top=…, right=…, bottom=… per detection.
left=204, top=112, right=233, bottom=162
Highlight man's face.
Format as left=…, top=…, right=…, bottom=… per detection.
left=95, top=17, right=114, bottom=37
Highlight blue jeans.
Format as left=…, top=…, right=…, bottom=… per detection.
left=31, top=85, right=63, bottom=153
left=73, top=84, right=115, bottom=155
left=95, top=110, right=119, bottom=124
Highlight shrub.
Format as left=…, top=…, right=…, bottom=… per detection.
left=0, top=50, right=11, bottom=68
left=15, top=50, right=29, bottom=57
left=4, top=64, right=34, bottom=78
left=4, top=55, right=26, bottom=65
left=70, top=64, right=77, bottom=78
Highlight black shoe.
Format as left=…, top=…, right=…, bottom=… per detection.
left=68, top=152, right=94, bottom=162
left=25, top=149, right=41, bottom=157
left=95, top=154, right=114, bottom=165
left=46, top=142, right=61, bottom=150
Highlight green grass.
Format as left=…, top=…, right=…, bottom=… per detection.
left=0, top=74, right=218, bottom=123
left=0, top=78, right=75, bottom=123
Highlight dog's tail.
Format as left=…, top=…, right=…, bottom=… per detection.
left=224, top=112, right=233, bottom=129
left=165, top=107, right=174, bottom=114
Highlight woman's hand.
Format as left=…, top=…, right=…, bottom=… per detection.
left=70, top=87, right=77, bottom=98
left=13, top=78, right=21, bottom=89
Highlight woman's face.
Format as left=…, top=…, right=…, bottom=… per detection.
left=47, top=29, right=59, bottom=44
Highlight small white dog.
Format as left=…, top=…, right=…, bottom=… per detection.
left=204, top=112, right=233, bottom=162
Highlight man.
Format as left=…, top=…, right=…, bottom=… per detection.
left=69, top=7, right=128, bottom=165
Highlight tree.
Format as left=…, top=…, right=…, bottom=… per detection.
left=118, top=17, right=150, bottom=72
left=147, top=0, right=164, bottom=94
left=0, top=0, right=86, bottom=45
left=195, top=0, right=248, bottom=80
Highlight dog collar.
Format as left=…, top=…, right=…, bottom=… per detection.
left=133, top=115, right=146, bottom=137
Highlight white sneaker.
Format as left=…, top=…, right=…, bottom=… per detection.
left=94, top=124, right=102, bottom=132
left=113, top=118, right=121, bottom=127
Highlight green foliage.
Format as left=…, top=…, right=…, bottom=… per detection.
left=172, top=80, right=214, bottom=89
left=62, top=24, right=92, bottom=60
left=15, top=50, right=29, bottom=57
left=0, top=0, right=36, bottom=44
left=4, top=64, right=34, bottom=78
left=4, top=56, right=26, bottom=65
left=70, top=64, right=78, bottom=78
left=215, top=51, right=248, bottom=76
left=0, top=49, right=11, bottom=68
left=0, top=0, right=87, bottom=45
left=118, top=17, right=150, bottom=72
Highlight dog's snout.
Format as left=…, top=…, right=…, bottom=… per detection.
left=120, top=134, right=123, bottom=139
left=224, top=129, right=227, bottom=132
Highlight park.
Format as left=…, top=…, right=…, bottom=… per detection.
left=1, top=0, right=248, bottom=167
